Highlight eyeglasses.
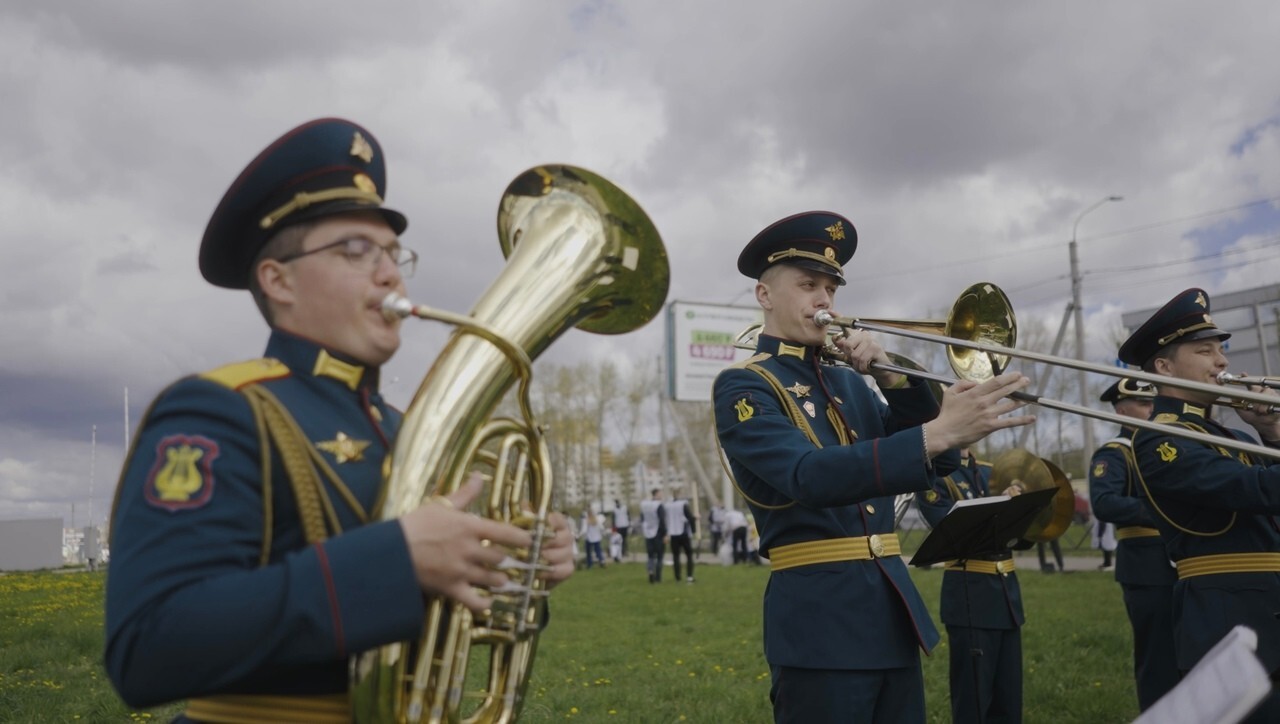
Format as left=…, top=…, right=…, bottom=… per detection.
left=278, top=237, right=418, bottom=278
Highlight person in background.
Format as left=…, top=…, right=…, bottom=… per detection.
left=1088, top=377, right=1178, bottom=711
left=582, top=510, right=605, bottom=569
left=639, top=487, right=667, bottom=583
left=709, top=504, right=726, bottom=556
left=612, top=498, right=631, bottom=557
left=725, top=506, right=749, bottom=564
left=917, top=447, right=1027, bottom=724
left=666, top=490, right=697, bottom=583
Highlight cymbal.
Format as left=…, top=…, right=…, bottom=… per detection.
left=989, top=449, right=1075, bottom=542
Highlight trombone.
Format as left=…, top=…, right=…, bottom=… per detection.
left=737, top=282, right=1280, bottom=462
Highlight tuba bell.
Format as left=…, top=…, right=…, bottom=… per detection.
left=351, top=165, right=669, bottom=723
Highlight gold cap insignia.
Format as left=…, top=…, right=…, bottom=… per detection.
left=350, top=131, right=374, bottom=163
left=735, top=397, right=755, bottom=422
left=1157, top=441, right=1178, bottom=462
left=825, top=221, right=845, bottom=241
left=1194, top=292, right=1207, bottom=308
left=353, top=173, right=377, bottom=194
left=317, top=431, right=371, bottom=464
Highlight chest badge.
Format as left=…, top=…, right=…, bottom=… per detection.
left=803, top=400, right=817, bottom=418
left=1157, top=442, right=1178, bottom=463
left=318, top=431, right=371, bottom=463
left=784, top=382, right=811, bottom=398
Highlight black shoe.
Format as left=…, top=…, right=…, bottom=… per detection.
left=1041, top=565, right=1057, bottom=574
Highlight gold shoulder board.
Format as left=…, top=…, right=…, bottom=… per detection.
left=1152, top=413, right=1179, bottom=424
left=199, top=358, right=290, bottom=390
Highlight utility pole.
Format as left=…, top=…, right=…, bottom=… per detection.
left=1070, top=195, right=1122, bottom=475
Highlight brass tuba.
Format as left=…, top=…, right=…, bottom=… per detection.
left=351, top=165, right=669, bottom=723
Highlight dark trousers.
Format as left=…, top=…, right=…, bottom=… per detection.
left=670, top=533, right=694, bottom=580
left=644, top=535, right=665, bottom=582
left=1121, top=583, right=1179, bottom=711
left=710, top=530, right=722, bottom=554
left=770, top=663, right=925, bottom=724
left=1036, top=540, right=1063, bottom=571
left=616, top=526, right=629, bottom=556
left=732, top=527, right=748, bottom=563
left=946, top=624, right=1021, bottom=724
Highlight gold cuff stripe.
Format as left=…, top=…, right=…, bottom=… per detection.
left=1115, top=526, right=1161, bottom=541
left=259, top=187, right=384, bottom=230
left=769, top=534, right=900, bottom=571
left=944, top=558, right=1016, bottom=575
left=186, top=693, right=349, bottom=723
left=766, top=248, right=843, bottom=274
left=1176, top=552, right=1280, bottom=579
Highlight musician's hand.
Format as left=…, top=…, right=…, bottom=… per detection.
left=924, top=373, right=1036, bottom=454
left=1236, top=381, right=1280, bottom=439
left=540, top=511, right=576, bottom=589
left=1004, top=479, right=1026, bottom=497
left=398, top=473, right=533, bottom=614
left=833, top=329, right=901, bottom=386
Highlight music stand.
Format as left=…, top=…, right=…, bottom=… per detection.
left=909, top=487, right=1058, bottom=567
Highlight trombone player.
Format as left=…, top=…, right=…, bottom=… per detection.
left=1087, top=378, right=1178, bottom=711
left=713, top=211, right=1034, bottom=724
left=1121, top=287, right=1280, bottom=723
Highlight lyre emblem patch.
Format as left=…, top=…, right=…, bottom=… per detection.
left=1157, top=442, right=1178, bottom=462
left=1093, top=462, right=1106, bottom=478
left=145, top=435, right=219, bottom=512
left=735, top=398, right=755, bottom=422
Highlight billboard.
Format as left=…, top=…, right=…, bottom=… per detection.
left=666, top=301, right=763, bottom=402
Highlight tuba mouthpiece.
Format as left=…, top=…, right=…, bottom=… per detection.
left=381, top=293, right=413, bottom=321
left=813, top=310, right=835, bottom=327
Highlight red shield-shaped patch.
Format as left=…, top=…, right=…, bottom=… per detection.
left=144, top=434, right=219, bottom=512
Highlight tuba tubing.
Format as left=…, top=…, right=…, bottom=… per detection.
left=351, top=165, right=668, bottom=723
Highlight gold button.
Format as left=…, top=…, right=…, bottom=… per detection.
left=865, top=504, right=876, bottom=515
left=868, top=534, right=885, bottom=558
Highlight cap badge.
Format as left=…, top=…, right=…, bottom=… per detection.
left=1194, top=291, right=1207, bottom=308
left=317, top=431, right=371, bottom=464
left=824, top=247, right=836, bottom=260
left=825, top=221, right=846, bottom=241
left=350, top=131, right=374, bottom=163
left=785, top=382, right=811, bottom=398
left=353, top=173, right=378, bottom=194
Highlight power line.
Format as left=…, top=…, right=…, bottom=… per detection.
left=845, top=192, right=1280, bottom=283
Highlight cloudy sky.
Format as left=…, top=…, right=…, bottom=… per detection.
left=3, top=2, right=1279, bottom=524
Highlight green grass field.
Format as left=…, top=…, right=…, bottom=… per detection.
left=0, top=550, right=1137, bottom=723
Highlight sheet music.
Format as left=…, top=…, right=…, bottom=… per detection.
left=1134, top=625, right=1271, bottom=724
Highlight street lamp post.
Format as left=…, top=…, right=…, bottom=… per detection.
left=1070, top=195, right=1123, bottom=475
